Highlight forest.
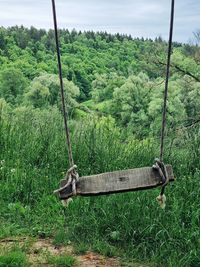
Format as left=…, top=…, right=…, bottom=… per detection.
left=0, top=26, right=200, bottom=267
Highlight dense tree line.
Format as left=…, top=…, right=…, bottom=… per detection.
left=0, top=26, right=199, bottom=138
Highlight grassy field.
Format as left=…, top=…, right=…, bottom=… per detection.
left=0, top=106, right=200, bottom=267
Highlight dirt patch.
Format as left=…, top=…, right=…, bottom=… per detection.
left=0, top=237, right=29, bottom=251
left=30, top=240, right=122, bottom=267
left=77, top=252, right=121, bottom=267
left=29, top=239, right=74, bottom=266
left=32, top=238, right=73, bottom=255
left=0, top=237, right=122, bottom=267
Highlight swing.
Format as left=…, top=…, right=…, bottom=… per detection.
left=51, top=0, right=175, bottom=203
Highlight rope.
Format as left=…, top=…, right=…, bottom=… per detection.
left=51, top=0, right=74, bottom=167
left=54, top=165, right=79, bottom=207
left=160, top=0, right=175, bottom=162
left=54, top=165, right=79, bottom=197
left=153, top=159, right=168, bottom=209
left=154, top=0, right=175, bottom=207
left=153, top=159, right=169, bottom=195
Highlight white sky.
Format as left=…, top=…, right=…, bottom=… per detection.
left=0, top=0, right=199, bottom=43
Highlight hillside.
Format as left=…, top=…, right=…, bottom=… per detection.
left=0, top=26, right=200, bottom=267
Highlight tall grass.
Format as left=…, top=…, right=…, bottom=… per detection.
left=0, top=106, right=200, bottom=267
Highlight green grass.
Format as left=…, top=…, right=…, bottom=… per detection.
left=0, top=106, right=200, bottom=267
left=0, top=250, right=28, bottom=267
left=73, top=243, right=89, bottom=255
left=53, top=229, right=71, bottom=247
left=47, top=254, right=76, bottom=267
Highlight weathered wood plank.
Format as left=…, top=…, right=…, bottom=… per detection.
left=57, top=165, right=174, bottom=200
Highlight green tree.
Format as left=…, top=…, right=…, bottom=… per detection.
left=91, top=72, right=125, bottom=103
left=0, top=27, right=7, bottom=51
left=23, top=81, right=50, bottom=108
left=171, top=49, right=200, bottom=82
left=0, top=67, right=28, bottom=105
left=112, top=72, right=151, bottom=137
left=148, top=77, right=186, bottom=135
left=179, top=76, right=200, bottom=125
left=23, top=73, right=80, bottom=112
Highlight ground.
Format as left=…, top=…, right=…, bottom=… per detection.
left=0, top=237, right=152, bottom=267
left=0, top=237, right=133, bottom=267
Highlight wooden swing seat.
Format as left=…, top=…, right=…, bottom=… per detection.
left=57, top=165, right=174, bottom=200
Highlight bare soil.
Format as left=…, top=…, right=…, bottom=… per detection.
left=0, top=237, right=122, bottom=267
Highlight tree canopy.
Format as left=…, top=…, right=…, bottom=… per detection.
left=0, top=26, right=199, bottom=137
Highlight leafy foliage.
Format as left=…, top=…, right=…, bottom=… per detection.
left=112, top=72, right=151, bottom=137
left=91, top=72, right=125, bottom=102
left=0, top=67, right=28, bottom=105
left=23, top=73, right=79, bottom=111
left=0, top=27, right=199, bottom=138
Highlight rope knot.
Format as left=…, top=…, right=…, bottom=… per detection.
left=65, top=165, right=79, bottom=196
left=53, top=164, right=79, bottom=201
left=153, top=158, right=169, bottom=192
left=153, top=158, right=169, bottom=209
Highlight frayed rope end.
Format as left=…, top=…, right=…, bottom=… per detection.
left=61, top=198, right=73, bottom=207
left=156, top=194, right=166, bottom=209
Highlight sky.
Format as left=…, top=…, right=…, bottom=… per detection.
left=0, top=0, right=199, bottom=43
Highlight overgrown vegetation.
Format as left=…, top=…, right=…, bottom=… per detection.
left=0, top=27, right=200, bottom=267
left=0, top=249, right=28, bottom=267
